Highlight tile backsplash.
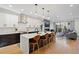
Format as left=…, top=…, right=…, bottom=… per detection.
left=0, top=27, right=16, bottom=33
left=0, top=27, right=41, bottom=33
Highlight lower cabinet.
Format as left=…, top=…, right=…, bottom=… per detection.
left=0, top=33, right=20, bottom=47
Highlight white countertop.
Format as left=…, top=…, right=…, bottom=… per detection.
left=21, top=31, right=52, bottom=39
left=0, top=31, right=20, bottom=35
left=0, top=31, right=27, bottom=35
left=0, top=30, right=38, bottom=35
left=21, top=33, right=38, bottom=39
left=0, top=30, right=51, bottom=36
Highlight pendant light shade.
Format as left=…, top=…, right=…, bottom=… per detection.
left=42, top=8, right=45, bottom=18
left=35, top=4, right=38, bottom=14
left=47, top=10, right=50, bottom=19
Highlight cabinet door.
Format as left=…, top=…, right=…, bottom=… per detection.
left=6, top=14, right=18, bottom=27
left=0, top=34, right=20, bottom=47
left=0, top=13, right=6, bottom=27
left=0, top=13, right=18, bottom=27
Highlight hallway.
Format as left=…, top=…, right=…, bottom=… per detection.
left=32, top=37, right=79, bottom=54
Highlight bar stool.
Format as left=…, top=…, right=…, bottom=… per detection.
left=42, top=33, right=49, bottom=46
left=48, top=33, right=52, bottom=43
left=30, top=35, right=40, bottom=52
left=51, top=32, right=55, bottom=42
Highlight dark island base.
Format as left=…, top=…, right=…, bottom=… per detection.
left=0, top=33, right=20, bottom=47
left=0, top=31, right=39, bottom=48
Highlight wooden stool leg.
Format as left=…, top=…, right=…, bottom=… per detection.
left=37, top=43, right=39, bottom=51
left=45, top=40, right=46, bottom=45
left=49, top=38, right=50, bottom=43
left=46, top=40, right=49, bottom=44
left=45, top=40, right=47, bottom=45
left=51, top=37, right=53, bottom=42
left=32, top=44, right=35, bottom=52
left=43, top=40, right=45, bottom=46
left=52, top=37, right=53, bottom=41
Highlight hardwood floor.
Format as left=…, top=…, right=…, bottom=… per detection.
left=32, top=37, right=79, bottom=54
left=0, top=44, right=21, bottom=54
left=0, top=37, right=79, bottom=54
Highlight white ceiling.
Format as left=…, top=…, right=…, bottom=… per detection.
left=0, top=4, right=79, bottom=21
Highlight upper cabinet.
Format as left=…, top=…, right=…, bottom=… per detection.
left=6, top=14, right=18, bottom=27
left=0, top=13, right=18, bottom=27
left=0, top=13, right=6, bottom=27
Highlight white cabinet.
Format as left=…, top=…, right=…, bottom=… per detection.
left=0, top=13, right=18, bottom=27
left=0, top=13, right=6, bottom=27
left=6, top=14, right=18, bottom=27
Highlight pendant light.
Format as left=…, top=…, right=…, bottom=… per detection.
left=35, top=4, right=38, bottom=15
left=42, top=8, right=45, bottom=18
left=47, top=10, right=50, bottom=20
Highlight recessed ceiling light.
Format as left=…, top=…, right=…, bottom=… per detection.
left=43, top=16, right=45, bottom=18
left=38, top=14, right=41, bottom=17
left=35, top=13, right=37, bottom=15
left=30, top=12, right=33, bottom=14
left=21, top=9, right=24, bottom=12
left=57, top=16, right=59, bottom=18
left=69, top=13, right=72, bottom=15
left=9, top=5, right=13, bottom=7
left=48, top=17, right=50, bottom=19
left=70, top=4, right=74, bottom=7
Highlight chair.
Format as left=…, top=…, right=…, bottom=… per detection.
left=41, top=33, right=49, bottom=46
left=48, top=33, right=51, bottom=43
left=50, top=32, right=55, bottom=42
left=30, top=35, right=40, bottom=52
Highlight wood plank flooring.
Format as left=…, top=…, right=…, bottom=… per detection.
left=0, top=44, right=21, bottom=54
left=32, top=37, right=79, bottom=54
left=0, top=37, right=79, bottom=54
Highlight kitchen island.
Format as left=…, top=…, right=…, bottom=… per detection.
left=0, top=31, right=20, bottom=47
left=20, top=32, right=52, bottom=54
left=0, top=30, right=39, bottom=48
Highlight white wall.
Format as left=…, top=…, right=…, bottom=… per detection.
left=26, top=17, right=42, bottom=27
left=75, top=21, right=79, bottom=36
left=27, top=17, right=42, bottom=32
left=18, top=17, right=42, bottom=32
left=50, top=20, right=56, bottom=30
left=50, top=22, right=55, bottom=30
